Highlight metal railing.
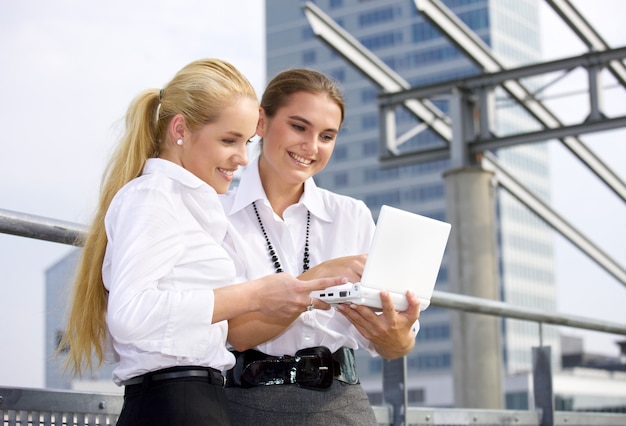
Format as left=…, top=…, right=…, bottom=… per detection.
left=2, top=208, right=626, bottom=426
left=3, top=386, right=626, bottom=426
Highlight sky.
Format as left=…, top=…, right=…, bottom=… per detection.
left=0, top=0, right=624, bottom=389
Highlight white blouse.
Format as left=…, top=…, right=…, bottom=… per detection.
left=220, top=156, right=380, bottom=357
left=103, top=158, right=236, bottom=384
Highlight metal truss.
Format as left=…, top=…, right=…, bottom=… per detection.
left=413, top=0, right=626, bottom=201
left=302, top=0, right=625, bottom=287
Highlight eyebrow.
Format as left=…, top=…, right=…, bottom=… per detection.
left=224, top=130, right=256, bottom=140
left=288, top=115, right=339, bottom=134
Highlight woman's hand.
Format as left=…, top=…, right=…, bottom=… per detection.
left=253, top=273, right=345, bottom=318
left=335, top=290, right=420, bottom=359
left=299, top=254, right=367, bottom=284
left=225, top=274, right=344, bottom=351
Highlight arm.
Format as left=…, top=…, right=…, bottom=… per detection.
left=213, top=274, right=346, bottom=323
left=336, top=291, right=420, bottom=359
left=227, top=255, right=367, bottom=351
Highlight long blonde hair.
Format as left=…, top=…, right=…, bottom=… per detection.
left=61, top=58, right=257, bottom=376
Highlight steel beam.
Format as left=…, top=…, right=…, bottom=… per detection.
left=546, top=0, right=626, bottom=87
left=302, top=2, right=452, bottom=144
left=482, top=152, right=626, bottom=286
left=414, top=0, right=626, bottom=202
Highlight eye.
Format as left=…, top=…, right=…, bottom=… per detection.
left=320, top=133, right=336, bottom=142
left=291, top=124, right=305, bottom=132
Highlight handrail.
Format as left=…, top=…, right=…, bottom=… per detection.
left=2, top=207, right=625, bottom=336
left=2, top=386, right=626, bottom=426
left=0, top=208, right=86, bottom=246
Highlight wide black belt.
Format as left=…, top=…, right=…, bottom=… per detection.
left=225, top=346, right=359, bottom=391
left=123, top=366, right=225, bottom=387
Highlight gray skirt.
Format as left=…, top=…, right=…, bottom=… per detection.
left=225, top=381, right=378, bottom=426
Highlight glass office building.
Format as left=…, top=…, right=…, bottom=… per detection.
left=265, top=0, right=559, bottom=407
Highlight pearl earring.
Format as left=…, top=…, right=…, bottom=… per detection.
left=176, top=139, right=183, bottom=146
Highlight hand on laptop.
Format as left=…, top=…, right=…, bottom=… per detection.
left=251, top=273, right=348, bottom=318
left=298, top=254, right=367, bottom=285
left=335, top=290, right=420, bottom=359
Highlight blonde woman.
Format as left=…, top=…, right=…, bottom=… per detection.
left=60, top=59, right=344, bottom=426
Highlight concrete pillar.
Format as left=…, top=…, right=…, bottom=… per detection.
left=444, top=166, right=503, bottom=408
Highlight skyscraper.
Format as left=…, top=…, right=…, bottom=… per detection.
left=265, top=0, right=559, bottom=407
left=45, top=249, right=120, bottom=393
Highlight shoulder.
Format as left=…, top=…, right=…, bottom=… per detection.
left=110, top=174, right=186, bottom=217
left=116, top=173, right=177, bottom=198
left=315, top=188, right=373, bottom=223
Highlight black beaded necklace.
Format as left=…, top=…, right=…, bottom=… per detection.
left=252, top=201, right=310, bottom=274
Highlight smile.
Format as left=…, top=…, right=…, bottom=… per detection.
left=218, top=168, right=236, bottom=177
left=289, top=152, right=313, bottom=165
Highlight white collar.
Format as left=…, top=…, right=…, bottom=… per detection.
left=227, top=154, right=332, bottom=222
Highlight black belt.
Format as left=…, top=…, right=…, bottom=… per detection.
left=225, top=346, right=359, bottom=391
left=123, top=366, right=225, bottom=387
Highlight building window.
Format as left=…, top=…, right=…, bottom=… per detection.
left=404, top=183, right=444, bottom=203
left=412, top=22, right=441, bottom=43
left=361, top=87, right=378, bottom=103
left=358, top=6, right=397, bottom=27
left=417, top=322, right=450, bottom=342
left=364, top=190, right=401, bottom=207
left=334, top=172, right=349, bottom=187
left=303, top=50, right=316, bottom=65
left=408, top=388, right=425, bottom=404
left=506, top=391, right=530, bottom=410
left=360, top=31, right=403, bottom=50
left=329, top=68, right=345, bottom=82
left=361, top=112, right=378, bottom=130
left=362, top=140, right=379, bottom=157
left=369, top=357, right=382, bottom=373
left=332, top=145, right=348, bottom=162
left=302, top=26, right=315, bottom=40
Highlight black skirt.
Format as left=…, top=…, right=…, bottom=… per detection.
left=116, top=367, right=230, bottom=426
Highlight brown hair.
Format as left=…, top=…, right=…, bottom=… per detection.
left=260, top=68, right=345, bottom=124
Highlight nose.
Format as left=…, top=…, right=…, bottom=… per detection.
left=234, top=143, right=249, bottom=167
left=301, top=135, right=318, bottom=155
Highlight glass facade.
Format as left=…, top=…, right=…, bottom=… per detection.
left=265, top=0, right=558, bottom=407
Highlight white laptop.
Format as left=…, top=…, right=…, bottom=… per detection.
left=310, top=205, right=451, bottom=312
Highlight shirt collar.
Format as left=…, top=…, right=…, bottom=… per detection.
left=143, top=158, right=214, bottom=193
left=228, top=154, right=332, bottom=222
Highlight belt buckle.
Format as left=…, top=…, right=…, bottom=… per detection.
left=295, top=346, right=334, bottom=390
left=242, top=357, right=294, bottom=386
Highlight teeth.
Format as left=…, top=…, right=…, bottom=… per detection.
left=219, top=168, right=234, bottom=176
left=289, top=152, right=312, bottom=165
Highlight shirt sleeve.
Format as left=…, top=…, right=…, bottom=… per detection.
left=104, top=184, right=216, bottom=358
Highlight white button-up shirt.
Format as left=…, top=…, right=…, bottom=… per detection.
left=220, top=155, right=379, bottom=357
left=103, top=158, right=236, bottom=384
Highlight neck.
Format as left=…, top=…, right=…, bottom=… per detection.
left=258, top=156, right=304, bottom=218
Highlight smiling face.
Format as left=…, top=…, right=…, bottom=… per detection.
left=178, top=97, right=258, bottom=193
left=257, top=91, right=342, bottom=193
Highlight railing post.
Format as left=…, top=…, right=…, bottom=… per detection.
left=532, top=340, right=554, bottom=426
left=382, top=356, right=407, bottom=426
